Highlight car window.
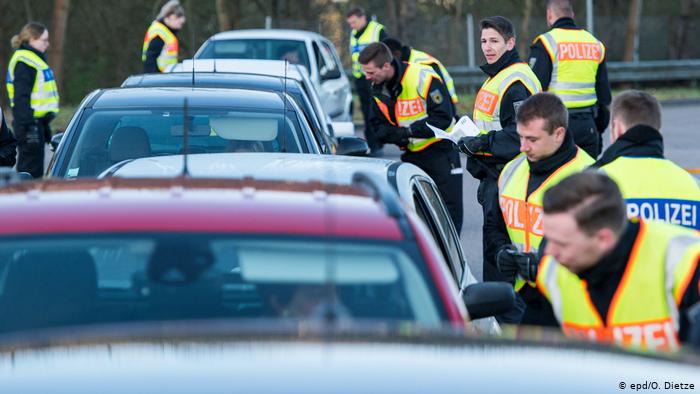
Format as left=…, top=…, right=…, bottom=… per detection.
left=197, top=39, right=311, bottom=72
left=0, top=235, right=444, bottom=334
left=62, top=108, right=306, bottom=178
left=312, top=41, right=327, bottom=74
left=412, top=179, right=464, bottom=284
left=320, top=41, right=341, bottom=77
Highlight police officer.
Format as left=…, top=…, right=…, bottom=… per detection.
left=347, top=6, right=387, bottom=157
left=592, top=90, right=700, bottom=230
left=382, top=37, right=459, bottom=106
left=533, top=172, right=700, bottom=352
left=6, top=22, right=59, bottom=178
left=493, top=93, right=593, bottom=324
left=457, top=16, right=541, bottom=284
left=359, top=42, right=463, bottom=233
left=529, top=0, right=611, bottom=158
left=143, top=0, right=186, bottom=73
left=0, top=110, right=17, bottom=168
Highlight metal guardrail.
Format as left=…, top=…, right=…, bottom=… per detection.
left=447, top=59, right=700, bottom=90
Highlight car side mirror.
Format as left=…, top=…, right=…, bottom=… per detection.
left=462, top=282, right=515, bottom=320
left=320, top=65, right=341, bottom=81
left=336, top=136, right=368, bottom=156
left=50, top=132, right=64, bottom=152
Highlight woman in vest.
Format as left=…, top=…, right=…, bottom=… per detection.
left=6, top=22, right=59, bottom=178
left=142, top=0, right=186, bottom=73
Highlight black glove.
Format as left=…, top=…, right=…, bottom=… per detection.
left=594, top=103, right=609, bottom=133
left=42, top=112, right=56, bottom=124
left=496, top=245, right=539, bottom=284
left=379, top=126, right=412, bottom=147
left=458, top=135, right=488, bottom=156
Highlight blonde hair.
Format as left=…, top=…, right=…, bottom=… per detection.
left=157, top=0, right=185, bottom=20
left=11, top=22, right=47, bottom=49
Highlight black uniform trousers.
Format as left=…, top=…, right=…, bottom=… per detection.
left=568, top=111, right=600, bottom=159
left=401, top=143, right=463, bottom=234
left=14, top=119, right=49, bottom=178
left=355, top=76, right=381, bottom=152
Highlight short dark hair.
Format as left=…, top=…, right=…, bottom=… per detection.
left=346, top=6, right=366, bottom=18
left=543, top=172, right=627, bottom=236
left=382, top=37, right=403, bottom=53
left=516, top=93, right=568, bottom=134
left=611, top=90, right=662, bottom=131
left=480, top=16, right=516, bottom=41
left=358, top=42, right=393, bottom=67
left=547, top=0, right=574, bottom=18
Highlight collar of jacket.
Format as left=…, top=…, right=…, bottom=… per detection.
left=373, top=58, right=405, bottom=97
left=157, top=18, right=179, bottom=35
left=577, top=220, right=640, bottom=286
left=19, top=43, right=47, bottom=61
left=400, top=46, right=411, bottom=62
left=528, top=127, right=577, bottom=176
left=552, top=17, right=578, bottom=29
left=353, top=22, right=368, bottom=38
left=479, top=48, right=521, bottom=78
left=592, top=124, right=664, bottom=168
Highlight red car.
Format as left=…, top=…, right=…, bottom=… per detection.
left=0, top=174, right=511, bottom=335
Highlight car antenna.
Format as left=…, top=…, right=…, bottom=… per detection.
left=181, top=98, right=190, bottom=177
left=280, top=60, right=288, bottom=153
left=191, top=26, right=196, bottom=86
left=212, top=37, right=217, bottom=73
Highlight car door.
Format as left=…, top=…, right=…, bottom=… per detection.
left=410, top=176, right=470, bottom=289
left=312, top=39, right=346, bottom=121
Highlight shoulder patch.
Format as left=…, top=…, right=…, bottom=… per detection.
left=429, top=89, right=443, bottom=104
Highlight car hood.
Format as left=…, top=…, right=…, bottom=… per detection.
left=0, top=323, right=698, bottom=393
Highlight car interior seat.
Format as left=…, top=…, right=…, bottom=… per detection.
left=0, top=250, right=97, bottom=332
left=108, top=126, right=152, bottom=164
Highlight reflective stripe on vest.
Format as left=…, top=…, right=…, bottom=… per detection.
left=600, top=157, right=700, bottom=230
left=373, top=63, right=452, bottom=152
left=535, top=28, right=605, bottom=108
left=6, top=49, right=60, bottom=118
left=473, top=62, right=541, bottom=135
left=350, top=21, right=384, bottom=78
left=142, top=21, right=179, bottom=72
left=536, top=220, right=700, bottom=352
left=498, top=148, right=593, bottom=290
left=408, top=49, right=459, bottom=104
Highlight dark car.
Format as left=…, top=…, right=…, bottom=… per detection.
left=121, top=72, right=366, bottom=156
left=47, top=87, right=323, bottom=178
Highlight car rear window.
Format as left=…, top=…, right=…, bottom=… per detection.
left=197, top=39, right=311, bottom=72
left=63, top=108, right=307, bottom=178
left=0, top=234, right=444, bottom=334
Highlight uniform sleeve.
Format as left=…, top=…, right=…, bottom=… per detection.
left=407, top=76, right=455, bottom=138
left=11, top=62, right=36, bottom=124
left=678, top=257, right=700, bottom=342
left=482, top=81, right=531, bottom=161
left=378, top=28, right=388, bottom=42
left=528, top=39, right=552, bottom=89
left=143, top=36, right=165, bottom=73
left=0, top=114, right=17, bottom=167
left=594, top=58, right=612, bottom=131
left=483, top=193, right=512, bottom=265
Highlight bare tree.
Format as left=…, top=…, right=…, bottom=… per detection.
left=623, top=0, right=641, bottom=61
left=398, top=0, right=417, bottom=44
left=669, top=0, right=699, bottom=59
left=519, top=0, right=534, bottom=56
left=215, top=0, right=231, bottom=31
left=49, top=0, right=70, bottom=94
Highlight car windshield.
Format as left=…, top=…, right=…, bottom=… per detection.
left=197, top=39, right=311, bottom=71
left=0, top=234, right=444, bottom=334
left=62, top=108, right=307, bottom=178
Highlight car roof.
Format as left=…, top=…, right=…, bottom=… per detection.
left=104, top=153, right=426, bottom=185
left=121, top=72, right=303, bottom=94
left=173, top=59, right=308, bottom=81
left=208, top=29, right=326, bottom=42
left=90, top=87, right=288, bottom=110
left=0, top=178, right=403, bottom=239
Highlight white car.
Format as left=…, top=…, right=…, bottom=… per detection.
left=194, top=29, right=353, bottom=123
left=100, top=152, right=501, bottom=334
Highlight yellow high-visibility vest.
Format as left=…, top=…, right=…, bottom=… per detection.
left=408, top=49, right=458, bottom=104
left=142, top=21, right=179, bottom=72
left=373, top=63, right=453, bottom=152
left=533, top=28, right=605, bottom=108
left=6, top=49, right=60, bottom=118
left=350, top=20, right=384, bottom=78
left=600, top=157, right=700, bottom=230
left=498, top=147, right=593, bottom=289
left=473, top=62, right=541, bottom=135
left=537, top=220, right=700, bottom=352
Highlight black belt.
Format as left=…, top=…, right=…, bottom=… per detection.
left=568, top=106, right=595, bottom=115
